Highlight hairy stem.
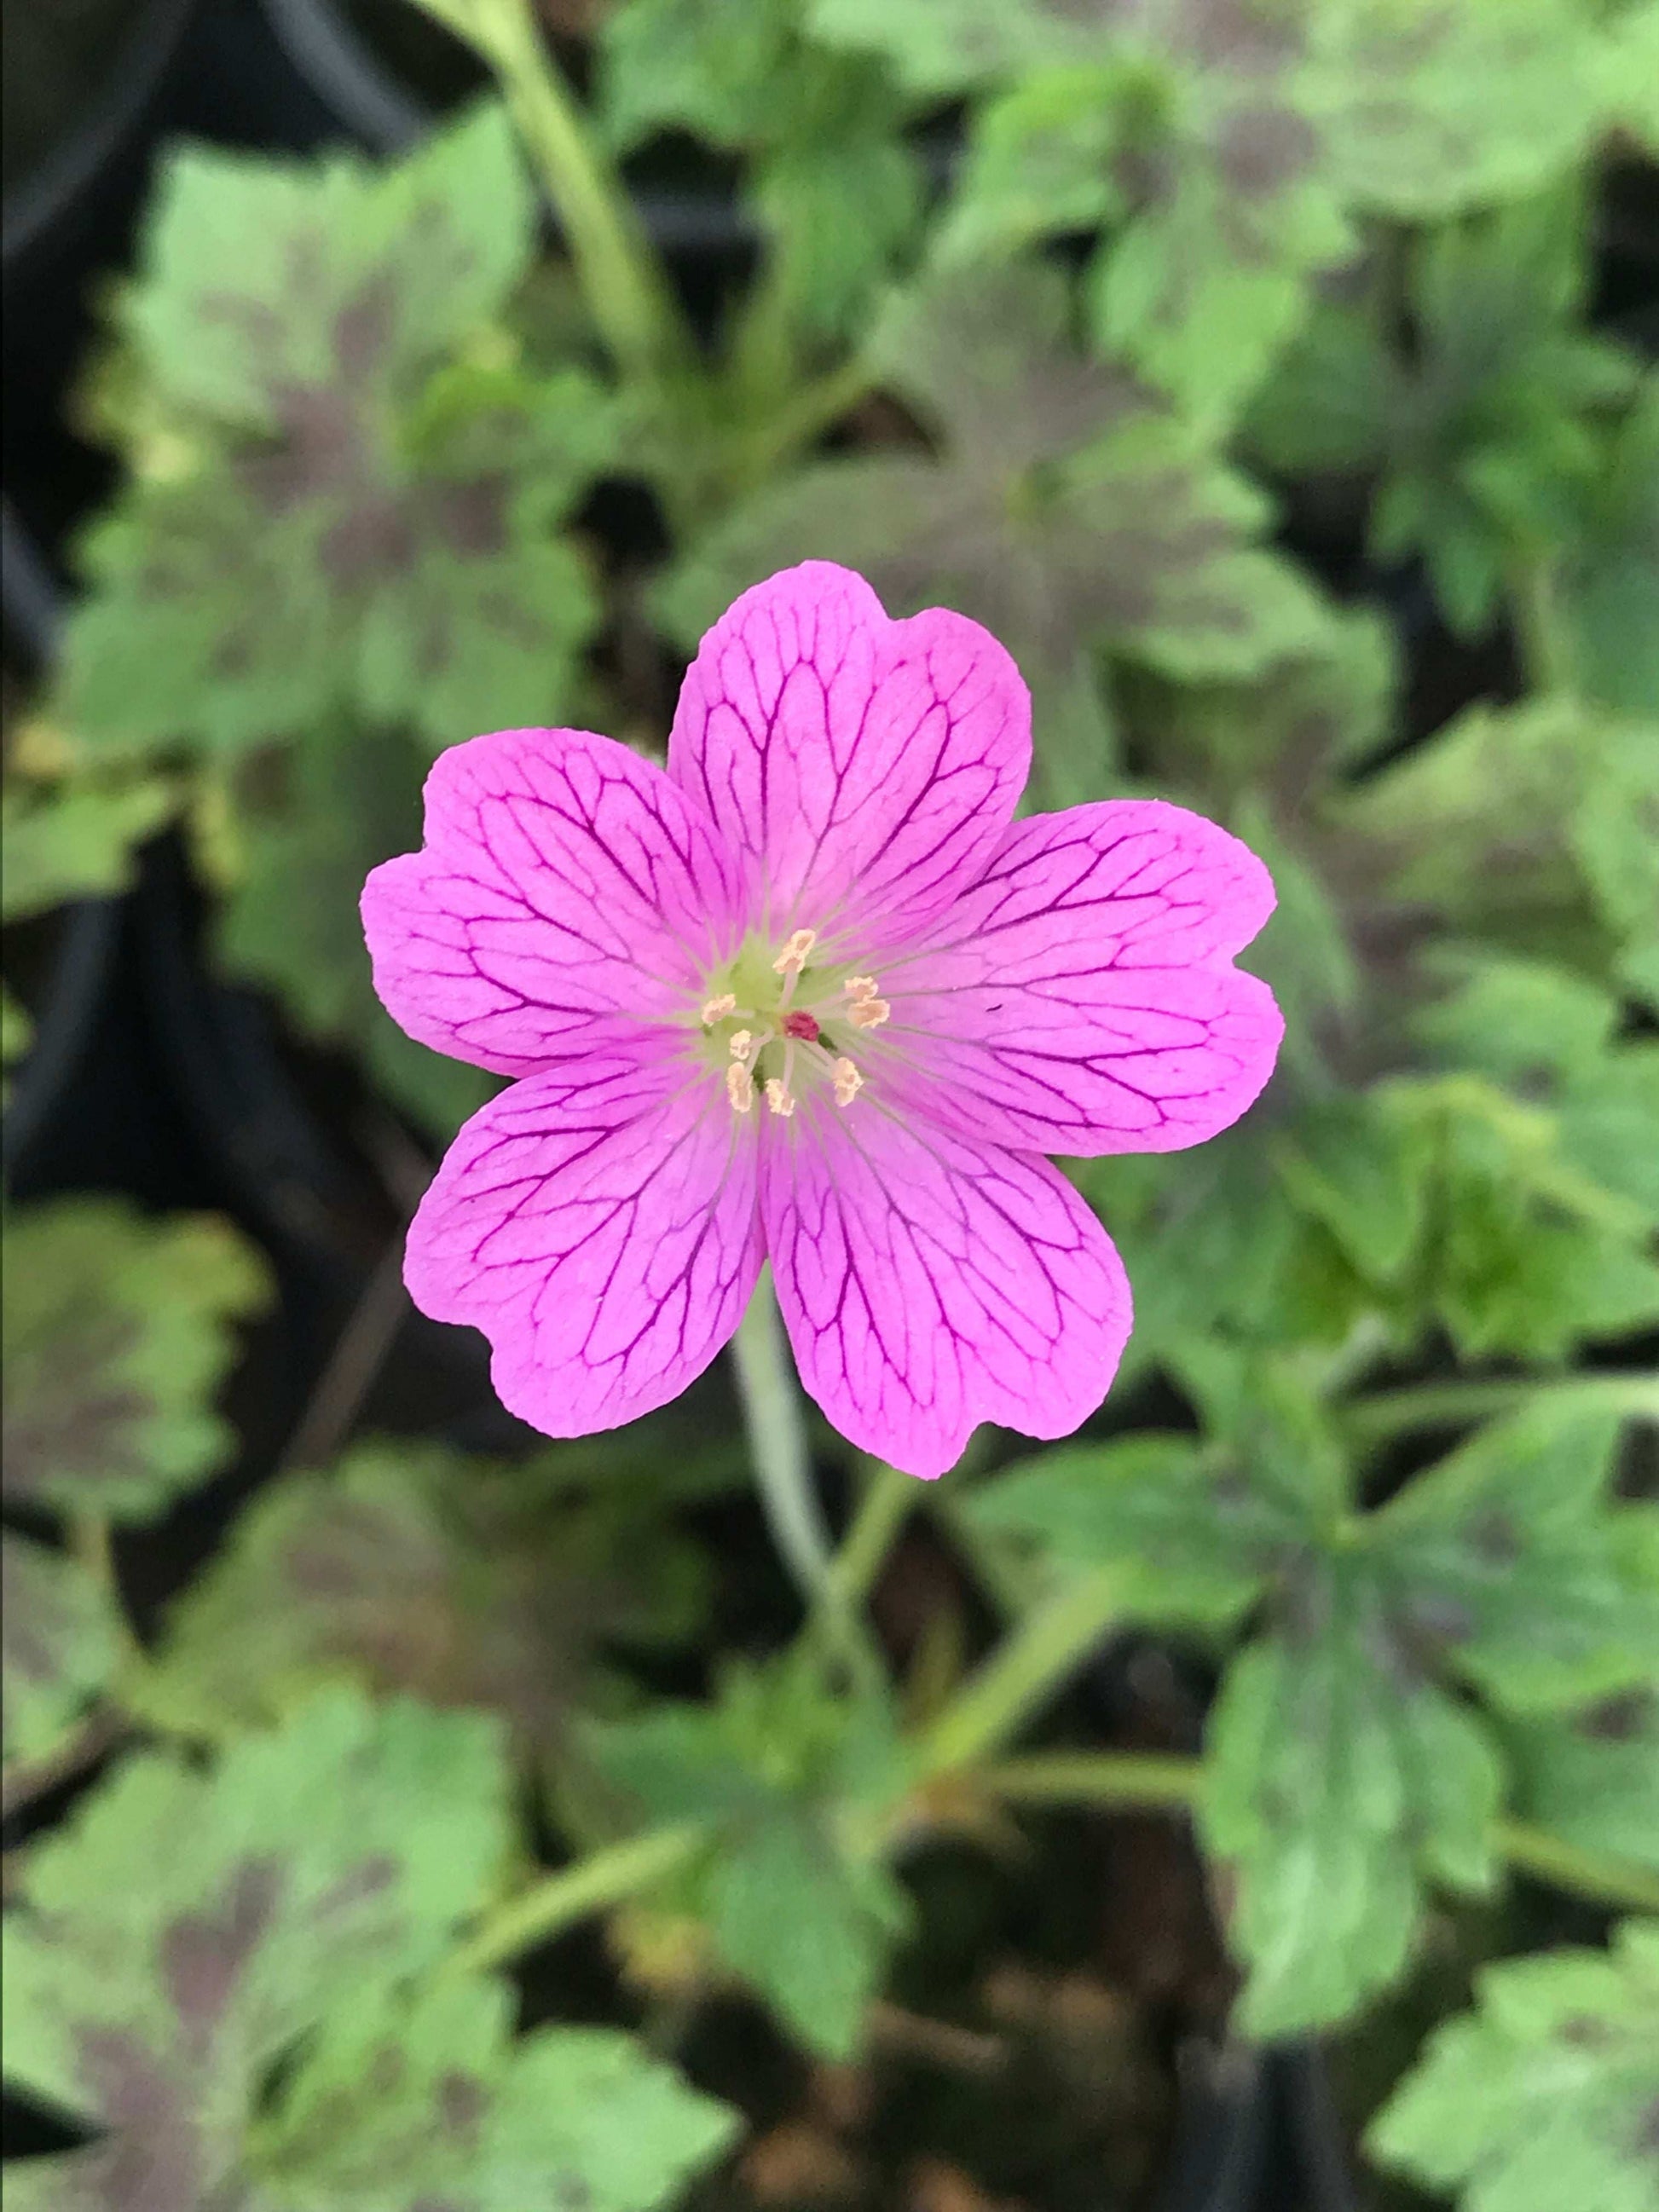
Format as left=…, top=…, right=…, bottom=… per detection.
left=980, top=1750, right=1200, bottom=1811
left=819, top=1459, right=916, bottom=1621
left=732, top=1272, right=833, bottom=1601
left=1494, top=1818, right=1659, bottom=1915
left=914, top=1569, right=1120, bottom=1781
left=449, top=1822, right=707, bottom=1978
left=437, top=0, right=685, bottom=382
left=1346, top=1370, right=1659, bottom=1447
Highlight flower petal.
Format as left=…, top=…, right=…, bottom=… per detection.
left=405, top=1053, right=763, bottom=1435
left=363, top=726, right=743, bottom=1076
left=760, top=1098, right=1131, bottom=1480
left=873, top=800, right=1283, bottom=1157
left=668, top=561, right=1030, bottom=956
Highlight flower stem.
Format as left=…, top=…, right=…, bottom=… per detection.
left=449, top=1821, right=707, bottom=1978
left=1345, top=1370, right=1659, bottom=1447
left=741, top=354, right=876, bottom=487
left=818, top=1459, right=916, bottom=1621
left=731, top=1272, right=833, bottom=1602
left=914, top=1569, right=1120, bottom=1781
left=980, top=1750, right=1200, bottom=1811
left=1494, top=1817, right=1659, bottom=1915
left=436, top=0, right=685, bottom=383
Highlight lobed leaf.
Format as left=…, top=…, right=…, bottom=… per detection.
left=245, top=1975, right=737, bottom=2211
left=1374, top=1399, right=1659, bottom=1716
left=3, top=1689, right=510, bottom=2207
left=61, top=110, right=606, bottom=757
left=2, top=1201, right=269, bottom=1522
left=1367, top=1918, right=1659, bottom=2212
left=660, top=259, right=1328, bottom=805
left=1, top=1534, right=120, bottom=1766
left=968, top=1433, right=1281, bottom=1626
left=1200, top=1556, right=1502, bottom=2037
left=136, top=1442, right=706, bottom=1769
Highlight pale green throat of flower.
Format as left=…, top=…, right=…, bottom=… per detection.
left=700, top=927, right=891, bottom=1118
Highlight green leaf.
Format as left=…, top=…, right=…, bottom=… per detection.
left=1558, top=1045, right=1659, bottom=1227
left=1560, top=385, right=1659, bottom=717
left=136, top=1442, right=706, bottom=1769
left=1367, top=1918, right=1659, bottom=2212
left=1, top=1201, right=269, bottom=1522
left=129, top=104, right=534, bottom=430
left=939, top=66, right=1127, bottom=266
left=1200, top=1558, right=1503, bottom=2037
left=1085, top=78, right=1352, bottom=426
left=246, top=1975, right=737, bottom=2210
left=754, top=94, right=923, bottom=341
left=62, top=108, right=605, bottom=757
left=1409, top=954, right=1617, bottom=1083
left=712, top=1809, right=907, bottom=2060
left=1255, top=189, right=1637, bottom=639
left=601, top=0, right=794, bottom=147
left=593, top=1659, right=909, bottom=2055
left=1310, top=0, right=1605, bottom=217
left=808, top=0, right=1067, bottom=95
left=0, top=778, right=176, bottom=921
left=214, top=720, right=494, bottom=1141
left=1506, top=1696, right=1659, bottom=1877
left=967, top=1433, right=1280, bottom=1626
left=1, top=1533, right=119, bottom=1765
left=1274, top=1089, right=1431, bottom=1282
left=660, top=259, right=1328, bottom=807
left=1375, top=1400, right=1659, bottom=1715
left=3, top=1689, right=510, bottom=2205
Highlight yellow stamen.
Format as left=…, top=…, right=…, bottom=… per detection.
left=846, top=975, right=878, bottom=1000
left=771, top=928, right=818, bottom=976
left=725, top=1063, right=754, bottom=1113
left=702, top=993, right=737, bottom=1025
left=764, top=1077, right=795, bottom=1118
left=848, top=996, right=890, bottom=1031
left=832, top=1058, right=863, bottom=1106
left=728, top=1030, right=754, bottom=1060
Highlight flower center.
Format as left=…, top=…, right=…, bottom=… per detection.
left=698, top=927, right=889, bottom=1117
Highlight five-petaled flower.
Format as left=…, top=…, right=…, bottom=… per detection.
left=362, top=563, right=1282, bottom=1478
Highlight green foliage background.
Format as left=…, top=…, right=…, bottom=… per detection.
left=3, top=0, right=1657, bottom=2205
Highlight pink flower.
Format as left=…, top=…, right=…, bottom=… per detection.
left=362, top=563, right=1281, bottom=1479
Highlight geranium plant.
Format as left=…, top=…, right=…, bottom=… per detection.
left=3, top=0, right=1657, bottom=2203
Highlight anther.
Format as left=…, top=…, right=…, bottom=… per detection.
left=764, top=1078, right=796, bottom=1118
left=846, top=976, right=878, bottom=1000
left=702, top=993, right=737, bottom=1025
left=771, top=928, right=818, bottom=976
left=728, top=1030, right=753, bottom=1060
left=725, top=1063, right=754, bottom=1113
left=832, top=1058, right=863, bottom=1107
left=848, top=996, right=891, bottom=1030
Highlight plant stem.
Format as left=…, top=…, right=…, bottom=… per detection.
left=450, top=0, right=685, bottom=383
left=742, top=353, right=876, bottom=486
left=1494, top=1817, right=1659, bottom=1916
left=1345, top=1371, right=1659, bottom=1447
left=980, top=1751, right=1200, bottom=1811
left=914, top=1569, right=1120, bottom=1781
left=1511, top=555, right=1575, bottom=701
left=449, top=1821, right=707, bottom=1978
left=731, top=1272, right=833, bottom=1601
left=820, top=1460, right=916, bottom=1621
left=1, top=1707, right=127, bottom=1822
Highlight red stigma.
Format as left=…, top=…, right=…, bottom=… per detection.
left=782, top=1010, right=821, bottom=1042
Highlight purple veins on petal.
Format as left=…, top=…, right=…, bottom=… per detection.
left=362, top=561, right=1283, bottom=1476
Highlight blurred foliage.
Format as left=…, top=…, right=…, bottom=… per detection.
left=4, top=0, right=1659, bottom=2203
left=1367, top=1918, right=1659, bottom=2212
left=2, top=1689, right=736, bottom=2208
